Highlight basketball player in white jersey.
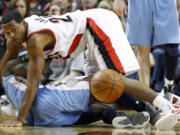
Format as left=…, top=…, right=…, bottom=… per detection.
left=1, top=9, right=180, bottom=130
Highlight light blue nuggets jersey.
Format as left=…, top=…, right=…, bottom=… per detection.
left=2, top=75, right=90, bottom=126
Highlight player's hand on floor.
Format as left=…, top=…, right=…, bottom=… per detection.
left=0, top=119, right=23, bottom=127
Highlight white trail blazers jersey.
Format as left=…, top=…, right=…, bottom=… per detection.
left=25, top=8, right=139, bottom=75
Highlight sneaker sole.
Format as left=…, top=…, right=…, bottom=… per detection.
left=155, top=113, right=177, bottom=131
left=112, top=112, right=150, bottom=129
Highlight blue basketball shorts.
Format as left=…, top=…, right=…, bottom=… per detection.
left=126, top=0, right=180, bottom=46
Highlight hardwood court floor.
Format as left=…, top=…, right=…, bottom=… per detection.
left=1, top=109, right=180, bottom=135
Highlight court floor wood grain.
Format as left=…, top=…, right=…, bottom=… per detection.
left=1, top=109, right=180, bottom=135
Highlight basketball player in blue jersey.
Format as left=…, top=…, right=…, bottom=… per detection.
left=0, top=10, right=180, bottom=130
left=0, top=59, right=150, bottom=128
left=2, top=59, right=180, bottom=130
left=113, top=0, right=179, bottom=95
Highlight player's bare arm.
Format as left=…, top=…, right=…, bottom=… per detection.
left=17, top=31, right=55, bottom=124
left=0, top=40, right=20, bottom=83
left=1, top=18, right=26, bottom=83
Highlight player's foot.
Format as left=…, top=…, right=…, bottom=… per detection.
left=155, top=105, right=179, bottom=131
left=112, top=111, right=150, bottom=129
left=172, top=104, right=180, bottom=123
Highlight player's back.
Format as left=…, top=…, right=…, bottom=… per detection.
left=25, top=10, right=87, bottom=57
left=24, top=9, right=119, bottom=58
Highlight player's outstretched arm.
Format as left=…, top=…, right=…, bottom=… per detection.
left=17, top=33, right=47, bottom=124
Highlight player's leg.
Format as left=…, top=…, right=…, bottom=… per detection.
left=153, top=0, right=179, bottom=92
left=74, top=104, right=111, bottom=125
left=85, top=16, right=179, bottom=130
left=163, top=44, right=179, bottom=93
left=90, top=69, right=179, bottom=130
left=115, top=89, right=175, bottom=128
left=137, top=46, right=151, bottom=86
left=74, top=103, right=150, bottom=128
left=121, top=75, right=157, bottom=103
left=126, top=0, right=153, bottom=86
left=151, top=48, right=165, bottom=90
left=117, top=73, right=179, bottom=130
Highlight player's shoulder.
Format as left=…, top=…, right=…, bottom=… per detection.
left=24, top=14, right=39, bottom=21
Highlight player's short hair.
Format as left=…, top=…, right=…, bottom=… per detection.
left=1, top=11, right=22, bottom=24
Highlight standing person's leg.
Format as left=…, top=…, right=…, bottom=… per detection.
left=151, top=48, right=165, bottom=91
left=126, top=0, right=153, bottom=86
left=153, top=0, right=180, bottom=94
left=137, top=46, right=151, bottom=86
left=163, top=44, right=179, bottom=92
left=157, top=44, right=180, bottom=105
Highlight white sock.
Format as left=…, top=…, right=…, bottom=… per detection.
left=153, top=94, right=172, bottom=113
left=165, top=78, right=174, bottom=86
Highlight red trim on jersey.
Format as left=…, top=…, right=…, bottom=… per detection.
left=27, top=29, right=56, bottom=55
left=67, top=34, right=83, bottom=57
left=86, top=18, right=125, bottom=73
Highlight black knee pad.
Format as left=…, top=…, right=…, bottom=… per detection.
left=164, top=44, right=179, bottom=57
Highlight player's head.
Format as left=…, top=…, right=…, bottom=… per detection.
left=1, top=11, right=26, bottom=43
